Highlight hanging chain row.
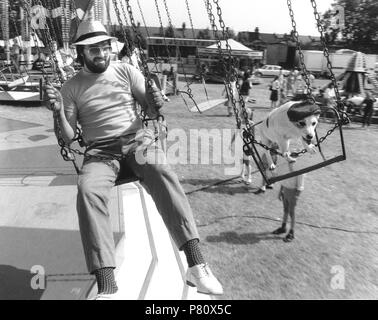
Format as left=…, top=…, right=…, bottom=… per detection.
left=136, top=0, right=160, bottom=73
left=207, top=0, right=261, bottom=159
left=310, top=0, right=346, bottom=115
left=207, top=0, right=348, bottom=159
left=205, top=0, right=241, bottom=130
left=112, top=0, right=131, bottom=57
left=287, top=0, right=315, bottom=102
left=161, top=0, right=195, bottom=100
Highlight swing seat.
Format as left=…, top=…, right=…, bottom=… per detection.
left=189, top=98, right=228, bottom=113
left=115, top=163, right=139, bottom=186
left=7, top=75, right=29, bottom=88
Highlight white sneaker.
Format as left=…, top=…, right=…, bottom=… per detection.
left=186, top=263, right=224, bottom=295
left=246, top=175, right=252, bottom=185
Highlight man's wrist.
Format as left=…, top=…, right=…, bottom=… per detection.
left=52, top=106, right=64, bottom=119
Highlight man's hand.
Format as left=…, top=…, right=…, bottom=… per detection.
left=43, top=83, right=63, bottom=113
left=145, top=79, right=164, bottom=119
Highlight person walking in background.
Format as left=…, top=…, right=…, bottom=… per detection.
left=276, top=67, right=287, bottom=106
left=361, top=91, right=376, bottom=128
left=286, top=69, right=296, bottom=97
left=324, top=83, right=336, bottom=107
left=239, top=71, right=251, bottom=102
left=222, top=76, right=238, bottom=117
left=269, top=76, right=280, bottom=109
left=240, top=107, right=254, bottom=185
left=10, top=43, right=22, bottom=74
left=253, top=143, right=278, bottom=194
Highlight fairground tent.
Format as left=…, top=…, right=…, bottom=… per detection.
left=198, top=39, right=263, bottom=59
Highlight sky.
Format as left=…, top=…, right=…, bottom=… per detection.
left=108, top=0, right=337, bottom=37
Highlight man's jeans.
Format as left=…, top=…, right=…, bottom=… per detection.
left=77, top=137, right=199, bottom=273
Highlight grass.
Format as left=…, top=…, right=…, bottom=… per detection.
left=1, top=76, right=377, bottom=300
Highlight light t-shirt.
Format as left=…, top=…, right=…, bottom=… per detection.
left=61, top=62, right=146, bottom=145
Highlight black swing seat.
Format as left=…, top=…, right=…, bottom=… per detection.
left=115, top=163, right=139, bottom=186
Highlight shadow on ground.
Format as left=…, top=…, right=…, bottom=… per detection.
left=182, top=177, right=263, bottom=195
left=0, top=265, right=44, bottom=300
left=206, top=231, right=282, bottom=245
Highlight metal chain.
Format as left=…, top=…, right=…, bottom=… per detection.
left=185, top=0, right=196, bottom=40
left=112, top=0, right=131, bottom=57
left=204, top=0, right=238, bottom=128
left=69, top=0, right=80, bottom=32
left=186, top=0, right=209, bottom=101
left=33, top=0, right=66, bottom=84
left=118, top=0, right=130, bottom=27
left=58, top=0, right=165, bottom=164
left=162, top=0, right=194, bottom=98
left=153, top=0, right=174, bottom=67
left=206, top=0, right=349, bottom=159
left=310, top=0, right=348, bottom=119
left=22, top=1, right=81, bottom=165
left=287, top=0, right=315, bottom=102
left=48, top=0, right=60, bottom=45
left=136, top=0, right=159, bottom=72
left=242, top=108, right=344, bottom=159
left=125, top=0, right=152, bottom=81
left=207, top=0, right=251, bottom=133
left=124, top=0, right=166, bottom=140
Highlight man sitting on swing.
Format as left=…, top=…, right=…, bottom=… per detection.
left=44, top=20, right=223, bottom=299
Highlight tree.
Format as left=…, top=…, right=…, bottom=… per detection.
left=197, top=28, right=211, bottom=39
left=226, top=27, right=236, bottom=40
left=165, top=24, right=175, bottom=38
left=321, top=0, right=378, bottom=53
left=237, top=32, right=249, bottom=44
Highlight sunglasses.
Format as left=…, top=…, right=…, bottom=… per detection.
left=85, top=45, right=112, bottom=56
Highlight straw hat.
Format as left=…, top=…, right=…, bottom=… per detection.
left=73, top=20, right=116, bottom=46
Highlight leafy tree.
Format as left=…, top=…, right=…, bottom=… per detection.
left=159, top=26, right=164, bottom=36
left=237, top=32, right=249, bottom=44
left=165, top=24, right=175, bottom=38
left=322, top=0, right=378, bottom=53
left=226, top=27, right=236, bottom=40
left=197, top=28, right=211, bottom=39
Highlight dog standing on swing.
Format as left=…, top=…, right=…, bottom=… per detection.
left=258, top=99, right=321, bottom=170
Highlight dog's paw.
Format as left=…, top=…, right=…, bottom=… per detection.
left=284, top=152, right=296, bottom=163
left=306, top=144, right=317, bottom=154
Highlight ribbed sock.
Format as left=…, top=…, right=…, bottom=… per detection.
left=181, top=239, right=205, bottom=268
left=93, top=267, right=118, bottom=294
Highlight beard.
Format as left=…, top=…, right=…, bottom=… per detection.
left=83, top=54, right=110, bottom=73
